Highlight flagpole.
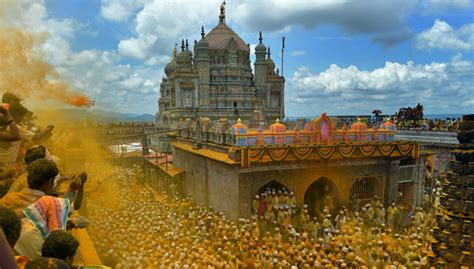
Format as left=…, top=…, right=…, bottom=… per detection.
left=281, top=36, right=285, bottom=77
left=280, top=36, right=285, bottom=120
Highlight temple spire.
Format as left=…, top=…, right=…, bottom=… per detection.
left=219, top=1, right=226, bottom=22
left=259, top=31, right=263, bottom=44
left=185, top=39, right=189, bottom=50
left=267, top=47, right=271, bottom=57
left=181, top=39, right=185, bottom=51
left=201, top=26, right=205, bottom=38
left=173, top=43, right=177, bottom=57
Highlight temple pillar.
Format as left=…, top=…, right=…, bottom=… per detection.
left=384, top=160, right=400, bottom=206
left=194, top=79, right=199, bottom=107
left=174, top=79, right=181, bottom=108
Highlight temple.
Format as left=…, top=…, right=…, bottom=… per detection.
left=168, top=113, right=420, bottom=220
left=156, top=2, right=284, bottom=130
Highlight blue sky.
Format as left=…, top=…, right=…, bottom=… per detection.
left=2, top=0, right=473, bottom=116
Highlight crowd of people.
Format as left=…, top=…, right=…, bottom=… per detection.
left=0, top=91, right=440, bottom=268
left=0, top=92, right=90, bottom=268
left=86, top=171, right=435, bottom=268
left=395, top=104, right=424, bottom=122
left=395, top=117, right=461, bottom=132
left=393, top=103, right=461, bottom=131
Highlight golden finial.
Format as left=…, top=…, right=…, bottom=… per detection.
left=357, top=117, right=363, bottom=122
left=237, top=118, right=242, bottom=123
left=219, top=1, right=226, bottom=22
left=173, top=44, right=177, bottom=57
left=276, top=118, right=280, bottom=123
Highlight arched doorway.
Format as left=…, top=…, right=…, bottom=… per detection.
left=257, top=180, right=289, bottom=195
left=253, top=180, right=291, bottom=216
left=304, top=177, right=338, bottom=218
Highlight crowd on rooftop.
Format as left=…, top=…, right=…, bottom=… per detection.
left=393, top=104, right=461, bottom=131
left=0, top=92, right=90, bottom=269
left=395, top=118, right=461, bottom=132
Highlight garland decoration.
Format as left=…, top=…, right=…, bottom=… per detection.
left=291, top=147, right=314, bottom=160
left=337, top=144, right=357, bottom=158
left=398, top=143, right=414, bottom=156
left=359, top=144, right=377, bottom=156
left=316, top=145, right=337, bottom=160
left=267, top=147, right=290, bottom=162
left=378, top=144, right=396, bottom=156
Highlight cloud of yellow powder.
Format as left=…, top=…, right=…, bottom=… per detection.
left=0, top=1, right=93, bottom=108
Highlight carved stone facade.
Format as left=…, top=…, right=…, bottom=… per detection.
left=156, top=3, right=284, bottom=130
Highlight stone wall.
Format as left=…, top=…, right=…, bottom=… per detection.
left=173, top=144, right=412, bottom=220
left=172, top=147, right=241, bottom=219
left=173, top=147, right=209, bottom=206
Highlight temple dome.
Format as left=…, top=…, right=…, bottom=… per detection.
left=176, top=51, right=190, bottom=66
left=255, top=31, right=266, bottom=53
left=164, top=50, right=177, bottom=77
left=255, top=43, right=266, bottom=52
left=184, top=39, right=193, bottom=57
left=197, top=37, right=209, bottom=49
left=266, top=48, right=275, bottom=71
left=205, top=22, right=249, bottom=53
left=197, top=27, right=209, bottom=49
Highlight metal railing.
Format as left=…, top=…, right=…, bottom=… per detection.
left=349, top=175, right=385, bottom=205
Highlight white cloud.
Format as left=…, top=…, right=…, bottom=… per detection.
left=118, top=35, right=157, bottom=59
left=100, top=0, right=147, bottom=22
left=68, top=50, right=99, bottom=65
left=416, top=19, right=474, bottom=51
left=144, top=55, right=171, bottom=66
left=108, top=0, right=418, bottom=61
left=57, top=51, right=163, bottom=112
left=290, top=50, right=306, bottom=56
left=120, top=73, right=146, bottom=90
left=116, top=0, right=221, bottom=60
left=288, top=55, right=474, bottom=115
left=462, top=99, right=474, bottom=106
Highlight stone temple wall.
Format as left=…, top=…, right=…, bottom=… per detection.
left=172, top=143, right=403, bottom=220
